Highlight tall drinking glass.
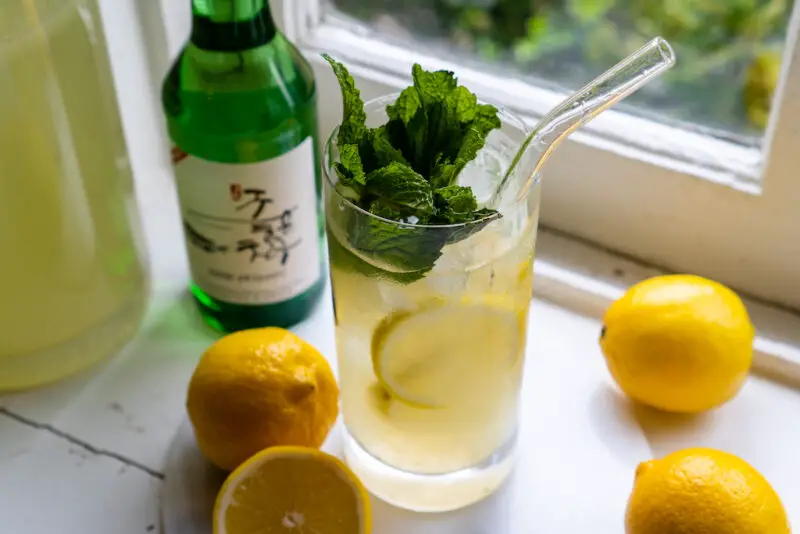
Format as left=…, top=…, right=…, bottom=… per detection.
left=325, top=94, right=540, bottom=512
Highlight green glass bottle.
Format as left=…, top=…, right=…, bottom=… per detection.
left=163, top=0, right=324, bottom=333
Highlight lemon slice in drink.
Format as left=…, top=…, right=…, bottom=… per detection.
left=213, top=447, right=371, bottom=534
left=371, top=298, right=524, bottom=409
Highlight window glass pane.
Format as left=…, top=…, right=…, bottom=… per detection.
left=325, top=0, right=792, bottom=145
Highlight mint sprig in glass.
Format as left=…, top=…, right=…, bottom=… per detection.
left=323, top=56, right=505, bottom=283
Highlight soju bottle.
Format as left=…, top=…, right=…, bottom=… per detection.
left=163, top=0, right=324, bottom=332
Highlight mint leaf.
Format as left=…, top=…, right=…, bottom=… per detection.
left=413, top=68, right=465, bottom=176
left=444, top=209, right=502, bottom=245
left=371, top=125, right=408, bottom=168
left=334, top=143, right=367, bottom=202
left=433, top=185, right=479, bottom=223
left=428, top=86, right=478, bottom=165
left=368, top=200, right=406, bottom=221
left=433, top=186, right=501, bottom=243
left=323, top=54, right=367, bottom=147
left=412, top=64, right=458, bottom=107
left=387, top=86, right=423, bottom=126
left=446, top=86, right=480, bottom=125
left=349, top=217, right=447, bottom=277
left=324, top=57, right=504, bottom=284
left=475, top=103, right=503, bottom=132
left=365, top=162, right=435, bottom=219
left=431, top=104, right=501, bottom=189
left=386, top=86, right=428, bottom=173
left=327, top=227, right=431, bottom=284
left=429, top=164, right=456, bottom=190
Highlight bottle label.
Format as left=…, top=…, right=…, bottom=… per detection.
left=174, top=138, right=321, bottom=305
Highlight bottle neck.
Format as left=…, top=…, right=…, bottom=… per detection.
left=190, top=0, right=277, bottom=52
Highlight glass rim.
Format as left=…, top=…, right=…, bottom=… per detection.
left=323, top=93, right=526, bottom=231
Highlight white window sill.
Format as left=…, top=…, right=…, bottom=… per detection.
left=533, top=226, right=800, bottom=388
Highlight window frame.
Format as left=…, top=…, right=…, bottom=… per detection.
left=146, top=0, right=800, bottom=310
left=284, top=0, right=800, bottom=311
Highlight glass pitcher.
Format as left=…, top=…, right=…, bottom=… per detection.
left=0, top=0, right=149, bottom=391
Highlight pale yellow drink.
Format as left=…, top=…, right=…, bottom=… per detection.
left=0, top=1, right=148, bottom=390
left=325, top=100, right=540, bottom=510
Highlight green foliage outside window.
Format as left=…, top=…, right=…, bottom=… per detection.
left=331, top=0, right=788, bottom=137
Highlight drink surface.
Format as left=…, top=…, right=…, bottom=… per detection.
left=0, top=0, right=148, bottom=390
left=163, top=0, right=323, bottom=332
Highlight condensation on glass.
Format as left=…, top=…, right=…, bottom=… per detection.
left=324, top=0, right=791, bottom=145
left=0, top=0, right=149, bottom=391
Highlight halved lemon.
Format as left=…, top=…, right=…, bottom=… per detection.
left=371, top=298, right=524, bottom=409
left=213, top=447, right=371, bottom=534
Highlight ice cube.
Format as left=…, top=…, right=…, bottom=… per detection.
left=458, top=147, right=506, bottom=205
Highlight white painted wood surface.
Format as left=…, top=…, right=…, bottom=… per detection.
left=2, top=139, right=800, bottom=532
left=158, top=277, right=800, bottom=534
left=161, top=296, right=656, bottom=534
left=160, top=293, right=800, bottom=534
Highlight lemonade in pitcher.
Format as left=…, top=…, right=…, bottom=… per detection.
left=0, top=0, right=148, bottom=390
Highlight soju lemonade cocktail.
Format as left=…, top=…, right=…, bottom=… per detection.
left=322, top=38, right=675, bottom=514
left=324, top=65, right=540, bottom=510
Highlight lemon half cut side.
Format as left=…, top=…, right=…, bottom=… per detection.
left=213, top=446, right=371, bottom=534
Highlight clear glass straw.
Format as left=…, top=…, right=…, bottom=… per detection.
left=489, top=37, right=676, bottom=206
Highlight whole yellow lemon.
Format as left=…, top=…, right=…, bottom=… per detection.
left=601, top=275, right=754, bottom=413
left=627, top=448, right=790, bottom=534
left=187, top=328, right=339, bottom=471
